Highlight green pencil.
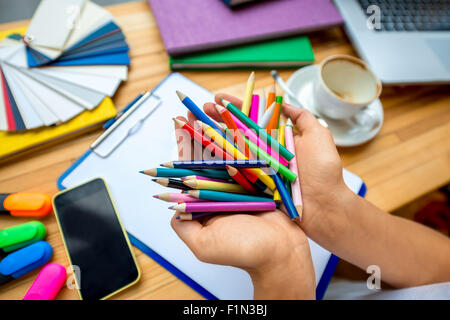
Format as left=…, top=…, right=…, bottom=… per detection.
left=243, top=136, right=297, bottom=183
left=221, top=98, right=294, bottom=161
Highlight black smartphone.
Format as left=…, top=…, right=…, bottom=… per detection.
left=53, top=178, right=140, bottom=300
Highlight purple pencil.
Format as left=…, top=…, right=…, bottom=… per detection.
left=176, top=212, right=217, bottom=220
left=249, top=94, right=259, bottom=124
left=181, top=175, right=231, bottom=183
left=153, top=193, right=207, bottom=203
left=170, top=201, right=276, bottom=212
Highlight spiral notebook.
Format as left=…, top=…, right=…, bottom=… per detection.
left=58, top=73, right=366, bottom=300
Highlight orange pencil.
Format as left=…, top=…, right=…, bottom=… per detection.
left=226, top=165, right=257, bottom=194
left=266, top=96, right=283, bottom=134
left=215, top=104, right=252, bottom=159
left=266, top=82, right=276, bottom=110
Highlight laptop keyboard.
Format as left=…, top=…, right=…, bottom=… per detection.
left=358, top=0, right=450, bottom=31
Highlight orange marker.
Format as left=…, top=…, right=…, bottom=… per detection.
left=266, top=82, right=276, bottom=110
left=0, top=193, right=52, bottom=217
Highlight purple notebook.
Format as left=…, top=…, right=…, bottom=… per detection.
left=148, top=0, right=343, bottom=56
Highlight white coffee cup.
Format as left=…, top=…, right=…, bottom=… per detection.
left=314, top=55, right=382, bottom=120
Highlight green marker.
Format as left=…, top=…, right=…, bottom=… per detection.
left=221, top=98, right=294, bottom=161
left=0, top=221, right=46, bottom=253
left=243, top=136, right=297, bottom=183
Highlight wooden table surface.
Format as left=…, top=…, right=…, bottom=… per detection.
left=0, top=1, right=449, bottom=300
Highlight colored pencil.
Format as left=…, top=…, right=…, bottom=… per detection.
left=183, top=179, right=248, bottom=194
left=221, top=98, right=294, bottom=161
left=197, top=121, right=276, bottom=191
left=226, top=165, right=257, bottom=193
left=162, top=160, right=268, bottom=169
left=272, top=173, right=299, bottom=221
left=258, top=87, right=266, bottom=122
left=174, top=118, right=260, bottom=184
left=258, top=102, right=275, bottom=128
left=249, top=94, right=259, bottom=123
left=181, top=175, right=231, bottom=183
left=241, top=72, right=255, bottom=116
left=140, top=167, right=230, bottom=180
left=221, top=108, right=289, bottom=166
left=170, top=201, right=276, bottom=213
left=243, top=136, right=297, bottom=182
left=266, top=82, right=276, bottom=109
left=285, top=118, right=303, bottom=219
left=266, top=96, right=283, bottom=134
left=176, top=90, right=228, bottom=141
left=152, top=178, right=192, bottom=190
left=188, top=190, right=274, bottom=202
left=214, top=104, right=251, bottom=158
left=176, top=213, right=216, bottom=220
left=153, top=193, right=207, bottom=203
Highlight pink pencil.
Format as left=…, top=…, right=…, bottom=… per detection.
left=181, top=175, right=231, bottom=183
left=285, top=118, right=303, bottom=220
left=153, top=193, right=207, bottom=203
left=249, top=94, right=259, bottom=124
left=170, top=201, right=276, bottom=212
left=226, top=109, right=289, bottom=166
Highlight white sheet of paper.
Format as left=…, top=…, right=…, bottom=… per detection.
left=20, top=67, right=104, bottom=109
left=14, top=67, right=84, bottom=122
left=7, top=66, right=58, bottom=126
left=25, top=0, right=86, bottom=50
left=60, top=73, right=365, bottom=299
left=33, top=67, right=121, bottom=96
left=4, top=44, right=28, bottom=68
left=1, top=63, right=44, bottom=129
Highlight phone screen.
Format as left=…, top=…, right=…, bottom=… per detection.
left=53, top=178, right=139, bottom=300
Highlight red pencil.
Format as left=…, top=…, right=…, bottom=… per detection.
left=215, top=104, right=252, bottom=159
left=226, top=165, right=257, bottom=194
left=173, top=118, right=259, bottom=183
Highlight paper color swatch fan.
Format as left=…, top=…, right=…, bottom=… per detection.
left=0, top=0, right=129, bottom=132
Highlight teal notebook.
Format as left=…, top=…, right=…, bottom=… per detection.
left=169, top=36, right=314, bottom=70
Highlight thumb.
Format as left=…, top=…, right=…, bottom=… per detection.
left=171, top=213, right=203, bottom=255
left=282, top=104, right=320, bottom=133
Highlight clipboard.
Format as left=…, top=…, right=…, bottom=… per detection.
left=57, top=73, right=367, bottom=300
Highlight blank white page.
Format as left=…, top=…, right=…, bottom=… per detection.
left=60, top=73, right=364, bottom=299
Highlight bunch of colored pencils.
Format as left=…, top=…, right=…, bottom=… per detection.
left=141, top=72, right=303, bottom=222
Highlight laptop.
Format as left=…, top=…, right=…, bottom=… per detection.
left=334, top=0, right=450, bottom=84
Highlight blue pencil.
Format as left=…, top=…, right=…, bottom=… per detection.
left=188, top=190, right=274, bottom=202
left=161, top=160, right=269, bottom=169
left=176, top=90, right=229, bottom=141
left=140, top=168, right=231, bottom=180
left=272, top=173, right=300, bottom=221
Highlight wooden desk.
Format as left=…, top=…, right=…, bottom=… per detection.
left=0, top=1, right=449, bottom=300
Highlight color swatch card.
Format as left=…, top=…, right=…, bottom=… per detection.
left=0, top=0, right=129, bottom=132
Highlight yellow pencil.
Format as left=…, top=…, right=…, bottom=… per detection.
left=183, top=179, right=248, bottom=194
left=273, top=120, right=286, bottom=202
left=241, top=72, right=255, bottom=116
left=197, top=120, right=276, bottom=191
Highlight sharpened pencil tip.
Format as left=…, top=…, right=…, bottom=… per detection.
left=248, top=71, right=255, bottom=82
left=176, top=90, right=186, bottom=101
left=176, top=216, right=180, bottom=220
left=168, top=205, right=174, bottom=210
left=139, top=170, right=144, bottom=174
left=153, top=195, right=159, bottom=199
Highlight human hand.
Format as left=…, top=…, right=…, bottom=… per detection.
left=170, top=105, right=316, bottom=300
left=203, top=94, right=357, bottom=246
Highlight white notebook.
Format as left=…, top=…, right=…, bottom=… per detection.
left=58, top=73, right=366, bottom=300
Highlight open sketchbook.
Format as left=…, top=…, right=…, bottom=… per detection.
left=58, top=73, right=366, bottom=299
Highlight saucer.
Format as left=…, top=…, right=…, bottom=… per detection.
left=283, top=65, right=384, bottom=147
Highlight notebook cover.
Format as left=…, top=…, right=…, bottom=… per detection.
left=170, top=35, right=314, bottom=70
left=0, top=97, right=116, bottom=160
left=148, top=0, right=343, bottom=55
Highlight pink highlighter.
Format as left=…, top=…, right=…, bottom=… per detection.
left=24, top=263, right=67, bottom=300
